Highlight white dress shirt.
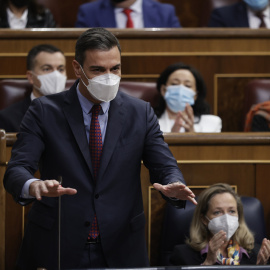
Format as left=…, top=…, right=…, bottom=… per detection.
left=158, top=110, right=222, bottom=133
left=247, top=5, right=270, bottom=28
left=114, top=0, right=144, bottom=28
left=7, top=7, right=28, bottom=29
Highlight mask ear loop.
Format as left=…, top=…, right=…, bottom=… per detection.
left=79, top=65, right=91, bottom=89
left=30, top=71, right=42, bottom=92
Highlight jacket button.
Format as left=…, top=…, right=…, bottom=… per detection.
left=95, top=194, right=99, bottom=199
left=85, top=221, right=90, bottom=227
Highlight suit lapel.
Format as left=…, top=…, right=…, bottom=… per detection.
left=142, top=0, right=155, bottom=27
left=98, top=93, right=125, bottom=182
left=62, top=81, right=93, bottom=177
left=100, top=0, right=117, bottom=27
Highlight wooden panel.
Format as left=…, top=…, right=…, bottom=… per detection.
left=3, top=132, right=270, bottom=268
left=255, top=164, right=270, bottom=241
left=4, top=135, right=32, bottom=270
left=5, top=193, right=23, bottom=270
left=5, top=136, right=23, bottom=270
left=1, top=29, right=270, bottom=131
left=217, top=75, right=270, bottom=132
left=0, top=130, right=6, bottom=270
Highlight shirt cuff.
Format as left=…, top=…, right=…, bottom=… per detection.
left=21, top=178, right=40, bottom=198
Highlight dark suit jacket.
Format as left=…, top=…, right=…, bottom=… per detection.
left=0, top=8, right=55, bottom=28
left=4, top=81, right=186, bottom=269
left=251, top=114, right=270, bottom=131
left=208, top=2, right=249, bottom=27
left=170, top=243, right=260, bottom=266
left=0, top=96, right=31, bottom=132
left=75, top=0, right=181, bottom=28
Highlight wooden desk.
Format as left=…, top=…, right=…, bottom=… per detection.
left=1, top=28, right=270, bottom=131
left=2, top=132, right=270, bottom=268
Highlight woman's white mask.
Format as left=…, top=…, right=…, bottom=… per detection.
left=206, top=214, right=239, bottom=240
left=80, top=65, right=120, bottom=102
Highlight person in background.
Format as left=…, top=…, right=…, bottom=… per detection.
left=208, top=0, right=270, bottom=28
left=155, top=62, right=222, bottom=133
left=75, top=0, right=180, bottom=28
left=0, top=44, right=67, bottom=132
left=3, top=27, right=196, bottom=269
left=170, top=183, right=270, bottom=266
left=244, top=100, right=270, bottom=131
left=0, top=0, right=56, bottom=28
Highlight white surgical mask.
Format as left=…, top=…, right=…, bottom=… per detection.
left=206, top=214, right=239, bottom=240
left=80, top=66, right=120, bottom=102
left=34, top=70, right=67, bottom=96
left=164, top=84, right=195, bottom=113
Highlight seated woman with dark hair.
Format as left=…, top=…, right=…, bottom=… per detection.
left=170, top=183, right=270, bottom=266
left=0, top=0, right=55, bottom=28
left=155, top=62, right=222, bottom=133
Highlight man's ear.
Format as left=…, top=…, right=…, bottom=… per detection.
left=72, top=60, right=82, bottom=78
left=160, top=84, right=166, bottom=97
left=26, top=70, right=34, bottom=85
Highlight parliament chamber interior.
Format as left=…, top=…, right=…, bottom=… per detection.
left=1, top=0, right=270, bottom=269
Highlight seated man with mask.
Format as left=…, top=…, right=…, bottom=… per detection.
left=0, top=44, right=67, bottom=132
left=208, top=0, right=270, bottom=28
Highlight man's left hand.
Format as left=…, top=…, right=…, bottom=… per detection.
left=153, top=182, right=197, bottom=205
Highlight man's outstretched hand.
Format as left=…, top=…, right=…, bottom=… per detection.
left=29, top=180, right=77, bottom=200
left=153, top=182, right=197, bottom=205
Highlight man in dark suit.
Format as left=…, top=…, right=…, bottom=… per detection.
left=4, top=28, right=196, bottom=269
left=0, top=44, right=67, bottom=132
left=208, top=0, right=269, bottom=28
left=75, top=0, right=181, bottom=28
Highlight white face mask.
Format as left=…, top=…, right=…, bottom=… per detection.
left=80, top=66, right=120, bottom=102
left=206, top=214, right=239, bottom=240
left=34, top=70, right=67, bottom=96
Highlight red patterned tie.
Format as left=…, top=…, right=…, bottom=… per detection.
left=88, top=104, right=102, bottom=239
left=123, top=8, right=134, bottom=28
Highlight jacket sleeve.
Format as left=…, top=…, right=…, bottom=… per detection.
left=75, top=5, right=89, bottom=27
left=142, top=102, right=186, bottom=208
left=168, top=5, right=181, bottom=27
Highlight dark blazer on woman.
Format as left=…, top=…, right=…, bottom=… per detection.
left=0, top=8, right=55, bottom=28
left=208, top=2, right=249, bottom=27
left=251, top=115, right=270, bottom=131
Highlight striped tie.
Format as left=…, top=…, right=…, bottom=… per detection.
left=88, top=104, right=102, bottom=239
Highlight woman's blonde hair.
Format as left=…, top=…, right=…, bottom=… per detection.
left=187, top=183, right=255, bottom=252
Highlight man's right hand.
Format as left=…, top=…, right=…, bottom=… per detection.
left=29, top=180, right=77, bottom=200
